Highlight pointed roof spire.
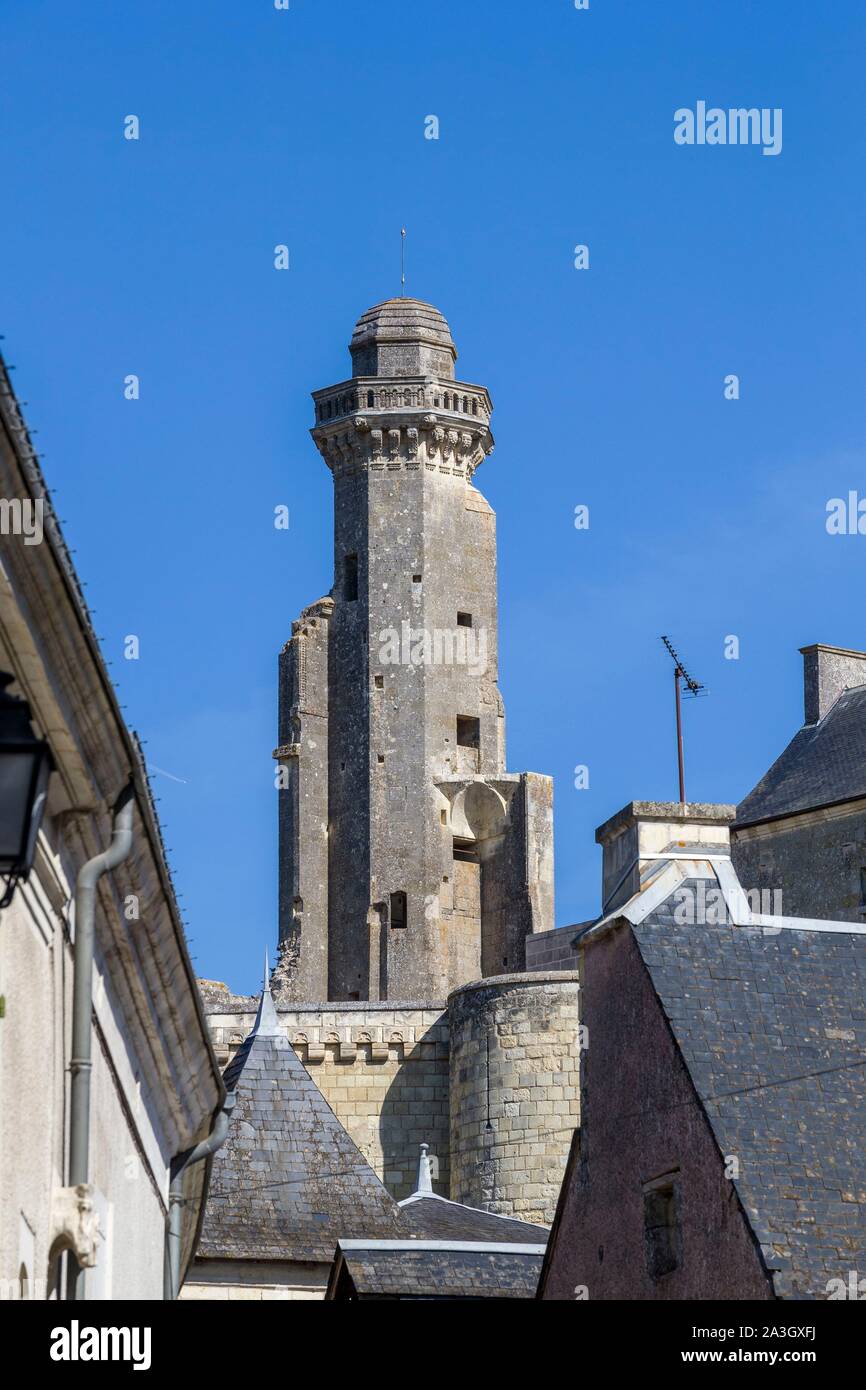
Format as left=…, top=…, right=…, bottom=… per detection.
left=250, top=948, right=280, bottom=1037
left=416, top=1142, right=433, bottom=1195
left=201, top=970, right=406, bottom=1262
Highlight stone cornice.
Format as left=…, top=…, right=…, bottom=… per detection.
left=312, top=410, right=494, bottom=481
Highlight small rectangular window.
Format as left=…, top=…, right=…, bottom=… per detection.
left=457, top=612, right=472, bottom=628
left=374, top=674, right=384, bottom=689
left=643, top=1173, right=681, bottom=1280
left=412, top=573, right=422, bottom=585
left=344, top=553, right=358, bottom=601
left=390, top=891, right=407, bottom=928
left=859, top=867, right=866, bottom=912
left=456, top=715, right=480, bottom=749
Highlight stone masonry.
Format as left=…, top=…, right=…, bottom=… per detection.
left=448, top=974, right=581, bottom=1226
left=203, top=987, right=450, bottom=1200
left=273, top=298, right=554, bottom=1003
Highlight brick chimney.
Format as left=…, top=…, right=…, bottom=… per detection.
left=800, top=644, right=866, bottom=725
left=595, top=801, right=736, bottom=916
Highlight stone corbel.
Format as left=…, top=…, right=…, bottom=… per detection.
left=51, top=1184, right=102, bottom=1269
left=272, top=743, right=300, bottom=760
left=427, top=426, right=443, bottom=468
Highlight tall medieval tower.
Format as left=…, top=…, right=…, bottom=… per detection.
left=273, top=299, right=554, bottom=1003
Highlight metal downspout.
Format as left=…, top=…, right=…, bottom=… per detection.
left=67, top=780, right=135, bottom=1299
left=165, top=1093, right=235, bottom=1300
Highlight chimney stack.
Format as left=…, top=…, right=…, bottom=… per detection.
left=595, top=801, right=736, bottom=916
left=800, top=644, right=866, bottom=725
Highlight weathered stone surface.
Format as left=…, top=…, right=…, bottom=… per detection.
left=274, top=298, right=554, bottom=1002
left=205, top=997, right=450, bottom=1199
left=448, top=973, right=580, bottom=1226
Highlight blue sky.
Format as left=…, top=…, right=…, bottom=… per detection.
left=2, top=1, right=865, bottom=992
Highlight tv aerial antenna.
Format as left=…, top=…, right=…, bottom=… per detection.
left=660, top=636, right=707, bottom=804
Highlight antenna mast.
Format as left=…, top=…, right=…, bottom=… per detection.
left=400, top=226, right=406, bottom=296
left=660, top=636, right=706, bottom=805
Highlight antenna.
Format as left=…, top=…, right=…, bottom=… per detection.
left=660, top=636, right=707, bottom=805
left=400, top=227, right=406, bottom=296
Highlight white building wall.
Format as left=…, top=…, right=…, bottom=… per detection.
left=0, top=830, right=172, bottom=1301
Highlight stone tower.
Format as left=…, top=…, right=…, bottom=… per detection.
left=274, top=298, right=554, bottom=1003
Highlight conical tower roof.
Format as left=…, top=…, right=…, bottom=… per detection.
left=199, top=970, right=406, bottom=1263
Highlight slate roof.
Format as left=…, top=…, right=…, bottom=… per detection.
left=736, top=684, right=866, bottom=826
left=634, top=880, right=866, bottom=1299
left=399, top=1194, right=548, bottom=1244
left=329, top=1243, right=546, bottom=1299
left=197, top=986, right=406, bottom=1264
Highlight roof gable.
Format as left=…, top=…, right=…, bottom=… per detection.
left=633, top=895, right=866, bottom=1297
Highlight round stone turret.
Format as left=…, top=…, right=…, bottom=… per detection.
left=448, top=973, right=580, bottom=1225
left=350, top=298, right=457, bottom=379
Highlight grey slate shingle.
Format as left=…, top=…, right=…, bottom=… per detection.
left=634, top=884, right=866, bottom=1298
left=339, top=1247, right=544, bottom=1298
left=736, top=684, right=866, bottom=826
left=399, top=1196, right=547, bottom=1244
left=199, top=1025, right=407, bottom=1263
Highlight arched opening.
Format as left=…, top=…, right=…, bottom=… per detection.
left=448, top=783, right=509, bottom=978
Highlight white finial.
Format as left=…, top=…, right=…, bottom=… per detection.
left=251, top=946, right=280, bottom=1036
left=417, top=1141, right=433, bottom=1195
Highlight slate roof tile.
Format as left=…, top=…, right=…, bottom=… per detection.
left=736, top=684, right=866, bottom=825
left=633, top=885, right=866, bottom=1298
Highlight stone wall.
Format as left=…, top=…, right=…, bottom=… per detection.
left=181, top=1259, right=329, bottom=1302
left=732, top=802, right=866, bottom=924
left=205, top=994, right=449, bottom=1199
left=525, top=924, right=591, bottom=972
left=447, top=972, right=580, bottom=1226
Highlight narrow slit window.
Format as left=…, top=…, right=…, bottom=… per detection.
left=390, top=891, right=407, bottom=929
left=344, top=553, right=358, bottom=601
left=643, top=1174, right=681, bottom=1280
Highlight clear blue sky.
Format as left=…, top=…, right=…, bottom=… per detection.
left=3, top=1, right=865, bottom=992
